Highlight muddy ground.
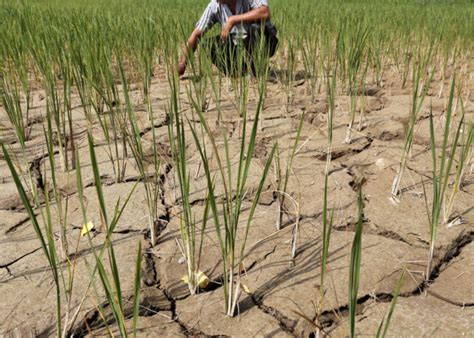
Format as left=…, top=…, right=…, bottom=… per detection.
left=0, top=62, right=473, bottom=337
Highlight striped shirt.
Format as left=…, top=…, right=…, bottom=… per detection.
left=196, top=0, right=274, bottom=44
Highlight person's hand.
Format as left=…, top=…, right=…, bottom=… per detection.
left=221, top=18, right=235, bottom=41
left=178, top=61, right=187, bottom=76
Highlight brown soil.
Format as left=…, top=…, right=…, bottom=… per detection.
left=0, top=64, right=473, bottom=337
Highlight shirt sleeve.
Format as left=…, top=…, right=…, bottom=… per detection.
left=196, top=3, right=218, bottom=33
left=249, top=0, right=269, bottom=9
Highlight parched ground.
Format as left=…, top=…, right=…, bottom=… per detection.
left=0, top=61, right=473, bottom=337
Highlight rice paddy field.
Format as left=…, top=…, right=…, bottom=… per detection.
left=1, top=0, right=473, bottom=336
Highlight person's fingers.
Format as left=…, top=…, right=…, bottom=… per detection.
left=178, top=62, right=186, bottom=76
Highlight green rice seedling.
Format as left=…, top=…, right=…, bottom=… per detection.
left=71, top=32, right=104, bottom=128
left=188, top=64, right=276, bottom=316
left=87, top=131, right=125, bottom=334
left=117, top=55, right=161, bottom=247
left=226, top=40, right=252, bottom=118
left=204, top=50, right=225, bottom=125
left=90, top=55, right=130, bottom=184
left=356, top=57, right=370, bottom=132
left=301, top=34, right=320, bottom=102
left=456, top=120, right=474, bottom=186
left=319, top=57, right=337, bottom=305
left=400, top=37, right=413, bottom=90
left=71, top=57, right=93, bottom=123
left=28, top=29, right=71, bottom=172
left=283, top=41, right=297, bottom=106
left=184, top=50, right=210, bottom=117
left=132, top=242, right=142, bottom=337
left=274, top=113, right=304, bottom=233
left=349, top=189, right=364, bottom=338
left=244, top=25, right=273, bottom=131
left=7, top=27, right=32, bottom=112
left=344, top=21, right=369, bottom=144
left=376, top=272, right=405, bottom=338
left=1, top=76, right=28, bottom=148
left=443, top=104, right=473, bottom=226
left=391, top=42, right=435, bottom=201
left=424, top=78, right=464, bottom=282
left=2, top=144, right=63, bottom=336
left=133, top=17, right=158, bottom=107
left=167, top=71, right=211, bottom=295
left=58, top=49, right=76, bottom=171
left=71, top=133, right=142, bottom=336
left=370, top=32, right=387, bottom=87
left=44, top=117, right=70, bottom=260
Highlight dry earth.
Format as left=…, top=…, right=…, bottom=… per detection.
left=0, top=61, right=473, bottom=337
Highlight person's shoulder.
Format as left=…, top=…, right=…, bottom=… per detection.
left=207, top=0, right=219, bottom=10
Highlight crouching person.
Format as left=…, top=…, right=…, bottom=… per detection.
left=178, top=0, right=278, bottom=77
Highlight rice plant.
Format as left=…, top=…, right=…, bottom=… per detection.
left=1, top=0, right=473, bottom=334
left=349, top=189, right=364, bottom=338
left=274, top=113, right=304, bottom=234
left=118, top=54, right=162, bottom=247
left=391, top=42, right=435, bottom=201
left=2, top=144, right=63, bottom=336
left=74, top=133, right=142, bottom=336
left=424, top=78, right=464, bottom=282
left=301, top=34, right=320, bottom=102
left=343, top=21, right=369, bottom=144
left=167, top=71, right=210, bottom=295
left=376, top=272, right=405, bottom=338
left=91, top=64, right=129, bottom=184
left=319, top=56, right=337, bottom=305
left=443, top=102, right=473, bottom=226
left=1, top=76, right=29, bottom=148
left=29, top=31, right=70, bottom=172
left=187, top=62, right=276, bottom=316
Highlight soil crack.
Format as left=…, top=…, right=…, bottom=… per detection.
left=251, top=294, right=297, bottom=336
left=0, top=247, right=42, bottom=269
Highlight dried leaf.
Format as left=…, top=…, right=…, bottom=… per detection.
left=196, top=271, right=209, bottom=288
left=241, top=283, right=251, bottom=294
left=81, top=221, right=95, bottom=237
left=181, top=270, right=210, bottom=289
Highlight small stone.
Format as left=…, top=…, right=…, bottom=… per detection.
left=375, top=158, right=386, bottom=169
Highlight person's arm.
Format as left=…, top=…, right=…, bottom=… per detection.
left=221, top=6, right=271, bottom=40
left=178, top=28, right=203, bottom=76
left=178, top=3, right=217, bottom=76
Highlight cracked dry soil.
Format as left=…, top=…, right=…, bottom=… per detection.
left=0, top=66, right=473, bottom=337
